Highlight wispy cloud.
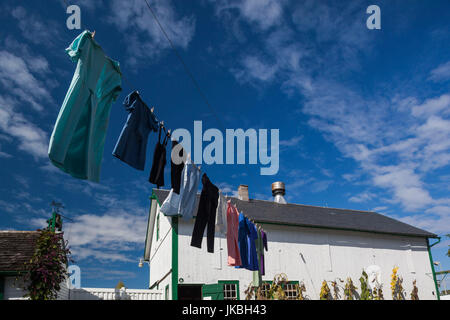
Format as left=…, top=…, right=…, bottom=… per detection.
left=213, top=1, right=450, bottom=235
left=10, top=6, right=62, bottom=46
left=0, top=50, right=54, bottom=112
left=30, top=207, right=148, bottom=263
left=280, top=135, right=303, bottom=148
left=108, top=0, right=196, bottom=66
left=215, top=0, right=286, bottom=31
left=349, top=191, right=375, bottom=204
left=428, top=61, right=450, bottom=82
left=0, top=96, right=49, bottom=160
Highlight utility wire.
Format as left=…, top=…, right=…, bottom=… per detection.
left=142, top=0, right=226, bottom=131
left=61, top=1, right=224, bottom=131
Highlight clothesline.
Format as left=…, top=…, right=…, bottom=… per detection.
left=46, top=9, right=268, bottom=275
left=224, top=195, right=265, bottom=233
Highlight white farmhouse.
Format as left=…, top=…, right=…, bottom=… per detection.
left=143, top=183, right=440, bottom=300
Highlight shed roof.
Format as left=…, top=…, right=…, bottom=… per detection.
left=0, top=231, right=40, bottom=272
left=152, top=189, right=437, bottom=238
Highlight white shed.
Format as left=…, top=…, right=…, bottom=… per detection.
left=143, top=186, right=440, bottom=300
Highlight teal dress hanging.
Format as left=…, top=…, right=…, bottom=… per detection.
left=48, top=30, right=122, bottom=182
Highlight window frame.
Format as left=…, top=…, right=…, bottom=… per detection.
left=260, top=280, right=300, bottom=300
left=219, top=280, right=240, bottom=300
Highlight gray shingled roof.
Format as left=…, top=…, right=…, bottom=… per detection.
left=153, top=189, right=437, bottom=238
left=0, top=231, right=40, bottom=272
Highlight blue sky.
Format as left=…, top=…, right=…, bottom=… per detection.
left=0, top=0, right=449, bottom=289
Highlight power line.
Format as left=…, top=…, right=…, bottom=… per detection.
left=142, top=0, right=226, bottom=131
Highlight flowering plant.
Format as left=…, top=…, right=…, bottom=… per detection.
left=21, top=229, right=71, bottom=300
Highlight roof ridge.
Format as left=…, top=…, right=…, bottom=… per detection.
left=153, top=188, right=375, bottom=214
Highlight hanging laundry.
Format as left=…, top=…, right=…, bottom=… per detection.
left=237, top=214, right=259, bottom=271
left=215, top=192, right=227, bottom=236
left=226, top=202, right=241, bottom=267
left=160, top=156, right=200, bottom=218
left=258, top=229, right=268, bottom=276
left=160, top=188, right=181, bottom=216
left=179, top=157, right=201, bottom=219
left=237, top=212, right=249, bottom=269
left=112, top=91, right=158, bottom=170
left=170, top=140, right=185, bottom=194
left=246, top=219, right=260, bottom=271
left=149, top=125, right=169, bottom=188
left=190, top=174, right=219, bottom=253
left=48, top=30, right=122, bottom=182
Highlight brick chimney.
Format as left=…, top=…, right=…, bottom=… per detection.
left=238, top=185, right=249, bottom=201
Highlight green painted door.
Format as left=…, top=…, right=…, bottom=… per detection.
left=202, top=283, right=224, bottom=300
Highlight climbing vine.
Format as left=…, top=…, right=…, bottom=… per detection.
left=21, top=229, right=71, bottom=300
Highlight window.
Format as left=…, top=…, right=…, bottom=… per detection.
left=223, top=283, right=238, bottom=300
left=202, top=281, right=240, bottom=300
left=259, top=282, right=271, bottom=299
left=260, top=281, right=299, bottom=300
left=284, top=283, right=299, bottom=300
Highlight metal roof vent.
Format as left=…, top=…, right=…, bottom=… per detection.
left=238, top=185, right=249, bottom=201
left=272, top=181, right=287, bottom=204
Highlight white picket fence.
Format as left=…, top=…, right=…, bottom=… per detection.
left=68, top=287, right=164, bottom=300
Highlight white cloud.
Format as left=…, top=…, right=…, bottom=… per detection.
left=372, top=206, right=388, bottom=212
left=0, top=147, right=12, bottom=158
left=395, top=212, right=450, bottom=235
left=0, top=51, right=53, bottom=112
left=0, top=96, right=48, bottom=160
left=108, top=0, right=196, bottom=65
left=412, top=94, right=450, bottom=118
left=371, top=166, right=433, bottom=211
left=45, top=208, right=148, bottom=263
left=10, top=6, right=61, bottom=46
left=234, top=55, right=278, bottom=83
left=280, top=135, right=303, bottom=147
left=349, top=191, right=375, bottom=204
left=216, top=0, right=286, bottom=31
left=211, top=1, right=450, bottom=219
left=429, top=61, right=450, bottom=82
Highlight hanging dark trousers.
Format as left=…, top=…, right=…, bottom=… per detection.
left=190, top=173, right=219, bottom=253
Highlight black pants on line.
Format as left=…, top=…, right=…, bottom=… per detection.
left=190, top=174, right=219, bottom=253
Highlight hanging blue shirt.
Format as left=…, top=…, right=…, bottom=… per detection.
left=237, top=213, right=249, bottom=269
left=237, top=213, right=259, bottom=271
left=246, top=219, right=259, bottom=271
left=112, top=91, right=159, bottom=170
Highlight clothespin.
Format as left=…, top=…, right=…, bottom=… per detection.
left=161, top=121, right=165, bottom=127
left=92, top=30, right=96, bottom=39
left=151, top=106, right=155, bottom=113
